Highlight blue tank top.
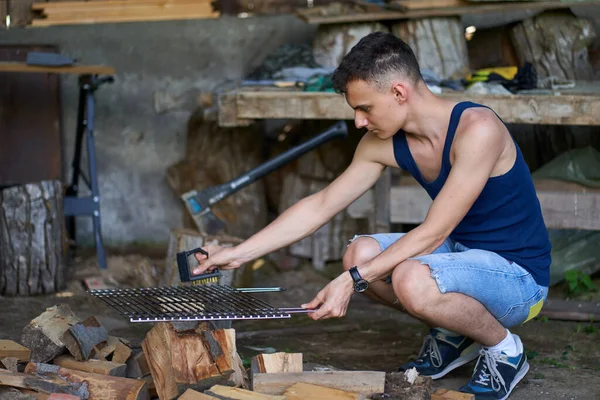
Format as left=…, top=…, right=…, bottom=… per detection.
left=392, top=101, right=552, bottom=286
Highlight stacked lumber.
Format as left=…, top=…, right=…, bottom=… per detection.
left=0, top=302, right=475, bottom=399
left=0, top=304, right=150, bottom=399
left=30, top=0, right=220, bottom=27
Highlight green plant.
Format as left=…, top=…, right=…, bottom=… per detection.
left=564, top=270, right=596, bottom=295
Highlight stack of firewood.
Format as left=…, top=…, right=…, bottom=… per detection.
left=30, top=0, right=220, bottom=27
left=0, top=303, right=474, bottom=399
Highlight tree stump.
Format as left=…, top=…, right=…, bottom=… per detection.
left=508, top=12, right=600, bottom=171
left=391, top=17, right=470, bottom=80
left=312, top=22, right=390, bottom=68
left=510, top=11, right=596, bottom=80
left=167, top=109, right=267, bottom=240
left=0, top=180, right=65, bottom=296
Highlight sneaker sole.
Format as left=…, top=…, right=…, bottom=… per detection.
left=430, top=346, right=481, bottom=380
left=498, top=360, right=530, bottom=400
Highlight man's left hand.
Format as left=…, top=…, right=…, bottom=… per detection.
left=301, top=272, right=354, bottom=320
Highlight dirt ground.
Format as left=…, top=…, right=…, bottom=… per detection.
left=1, top=253, right=598, bottom=400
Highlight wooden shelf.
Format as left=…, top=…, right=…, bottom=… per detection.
left=295, top=0, right=600, bottom=25
left=217, top=83, right=600, bottom=127
left=0, top=62, right=115, bottom=75
left=346, top=175, right=600, bottom=231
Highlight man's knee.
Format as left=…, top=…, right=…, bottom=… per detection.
left=342, top=237, right=382, bottom=271
left=391, top=260, right=435, bottom=316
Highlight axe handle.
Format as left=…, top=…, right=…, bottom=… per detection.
left=223, top=120, right=348, bottom=197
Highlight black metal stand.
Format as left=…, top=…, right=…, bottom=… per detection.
left=64, top=74, right=114, bottom=270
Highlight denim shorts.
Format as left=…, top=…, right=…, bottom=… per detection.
left=350, top=233, right=549, bottom=328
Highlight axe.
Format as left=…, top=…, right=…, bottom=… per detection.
left=181, top=120, right=349, bottom=234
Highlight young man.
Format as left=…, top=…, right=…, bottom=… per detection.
left=193, top=32, right=551, bottom=399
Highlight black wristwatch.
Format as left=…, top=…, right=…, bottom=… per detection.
left=349, top=266, right=369, bottom=293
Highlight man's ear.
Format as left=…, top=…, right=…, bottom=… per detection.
left=391, top=83, right=408, bottom=104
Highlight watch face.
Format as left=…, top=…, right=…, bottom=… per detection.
left=355, top=280, right=369, bottom=293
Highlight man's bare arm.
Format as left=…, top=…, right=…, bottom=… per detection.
left=357, top=118, right=506, bottom=282
left=196, top=132, right=387, bottom=271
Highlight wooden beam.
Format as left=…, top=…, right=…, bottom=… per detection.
left=251, top=371, right=385, bottom=396
left=0, top=340, right=30, bottom=362
left=391, top=0, right=468, bottom=10
left=539, top=299, right=600, bottom=322
left=251, top=353, right=303, bottom=375
left=24, top=363, right=149, bottom=400
left=295, top=1, right=600, bottom=24
left=432, top=389, right=475, bottom=400
left=38, top=3, right=215, bottom=18
left=32, top=0, right=211, bottom=11
left=283, top=382, right=366, bottom=400
left=0, top=62, right=115, bottom=75
left=206, top=385, right=286, bottom=399
left=226, top=88, right=600, bottom=126
left=348, top=175, right=600, bottom=231
left=52, top=355, right=127, bottom=377
left=179, top=388, right=219, bottom=399
left=0, top=369, right=82, bottom=396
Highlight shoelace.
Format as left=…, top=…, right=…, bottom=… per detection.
left=474, top=348, right=507, bottom=393
left=417, top=334, right=442, bottom=368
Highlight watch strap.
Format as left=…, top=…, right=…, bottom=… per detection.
left=349, top=266, right=362, bottom=283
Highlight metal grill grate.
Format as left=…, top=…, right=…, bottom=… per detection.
left=88, top=285, right=307, bottom=322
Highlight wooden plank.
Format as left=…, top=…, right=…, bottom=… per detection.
left=539, top=299, right=600, bottom=322
left=39, top=3, right=215, bottom=18
left=295, top=1, right=600, bottom=24
left=179, top=388, right=218, bottom=399
left=53, top=355, right=127, bottom=377
left=24, top=363, right=149, bottom=400
left=32, top=0, right=211, bottom=11
left=251, top=353, right=302, bottom=375
left=251, top=371, right=385, bottom=396
left=0, top=341, right=30, bottom=362
left=348, top=175, right=600, bottom=231
left=31, top=7, right=219, bottom=26
left=230, top=88, right=600, bottom=126
left=432, top=389, right=475, bottom=400
left=206, top=385, right=286, bottom=399
left=0, top=369, right=81, bottom=396
left=392, top=0, right=468, bottom=10
left=283, top=382, right=366, bottom=400
left=0, top=62, right=115, bottom=75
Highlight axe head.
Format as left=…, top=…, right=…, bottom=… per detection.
left=181, top=190, right=226, bottom=234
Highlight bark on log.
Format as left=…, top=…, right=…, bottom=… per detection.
left=312, top=23, right=390, bottom=68
left=167, top=109, right=267, bottom=239
left=391, top=17, right=470, bottom=80
left=510, top=11, right=596, bottom=80
left=0, top=180, right=64, bottom=296
left=141, top=324, right=246, bottom=400
left=21, top=305, right=81, bottom=363
left=23, top=363, right=149, bottom=400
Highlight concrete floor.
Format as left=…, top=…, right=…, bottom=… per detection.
left=1, top=255, right=599, bottom=400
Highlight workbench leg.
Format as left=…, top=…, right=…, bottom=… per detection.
left=65, top=85, right=87, bottom=243
left=84, top=84, right=106, bottom=270
left=64, top=75, right=109, bottom=270
left=369, top=167, right=391, bottom=234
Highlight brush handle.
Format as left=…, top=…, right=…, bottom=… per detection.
left=177, top=247, right=221, bottom=283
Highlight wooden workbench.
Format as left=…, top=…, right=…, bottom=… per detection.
left=216, top=84, right=600, bottom=232
left=216, top=82, right=600, bottom=127
left=0, top=62, right=115, bottom=75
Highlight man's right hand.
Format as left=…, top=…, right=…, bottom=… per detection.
left=192, top=244, right=246, bottom=275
